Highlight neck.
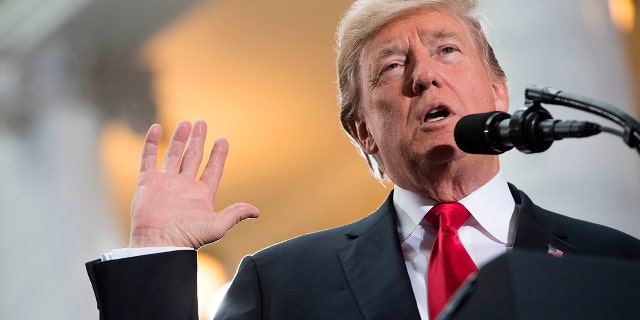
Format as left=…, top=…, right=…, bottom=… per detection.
left=394, top=155, right=501, bottom=202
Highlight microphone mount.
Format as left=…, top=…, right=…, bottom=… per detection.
left=524, top=85, right=640, bottom=156
left=507, top=102, right=556, bottom=153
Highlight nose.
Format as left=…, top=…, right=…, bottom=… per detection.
left=409, top=55, right=441, bottom=95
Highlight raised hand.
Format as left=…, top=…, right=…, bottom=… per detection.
left=128, top=120, right=259, bottom=249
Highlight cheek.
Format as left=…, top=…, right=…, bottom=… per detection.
left=370, top=100, right=400, bottom=132
left=362, top=106, right=399, bottom=149
left=454, top=68, right=496, bottom=109
left=362, top=82, right=411, bottom=145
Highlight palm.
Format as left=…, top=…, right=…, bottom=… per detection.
left=129, top=121, right=259, bottom=249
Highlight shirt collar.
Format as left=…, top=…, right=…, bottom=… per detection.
left=393, top=170, right=515, bottom=243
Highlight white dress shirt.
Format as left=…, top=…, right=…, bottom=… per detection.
left=394, top=170, right=516, bottom=319
left=101, top=246, right=192, bottom=261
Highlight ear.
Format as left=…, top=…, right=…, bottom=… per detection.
left=348, top=119, right=378, bottom=155
left=491, top=80, right=510, bottom=113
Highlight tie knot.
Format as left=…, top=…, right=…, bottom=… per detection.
left=424, top=202, right=470, bottom=230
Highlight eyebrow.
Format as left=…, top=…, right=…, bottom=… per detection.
left=365, top=41, right=405, bottom=80
left=365, top=27, right=464, bottom=80
left=368, top=28, right=461, bottom=64
left=425, top=28, right=460, bottom=42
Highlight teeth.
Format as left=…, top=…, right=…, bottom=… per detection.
left=424, top=106, right=448, bottom=122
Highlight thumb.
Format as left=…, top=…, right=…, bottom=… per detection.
left=208, top=203, right=260, bottom=241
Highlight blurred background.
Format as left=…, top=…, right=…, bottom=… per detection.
left=0, top=0, right=638, bottom=319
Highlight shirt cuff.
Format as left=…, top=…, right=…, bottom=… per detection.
left=101, top=247, right=194, bottom=262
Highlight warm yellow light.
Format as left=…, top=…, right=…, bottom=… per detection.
left=608, top=0, right=636, bottom=33
left=99, top=120, right=145, bottom=228
left=197, top=252, right=228, bottom=320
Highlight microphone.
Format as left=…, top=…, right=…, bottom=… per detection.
left=454, top=105, right=602, bottom=155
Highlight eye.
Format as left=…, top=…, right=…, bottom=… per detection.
left=441, top=46, right=456, bottom=54
left=371, top=58, right=405, bottom=87
left=384, top=63, right=401, bottom=71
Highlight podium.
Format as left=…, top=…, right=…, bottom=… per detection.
left=439, top=251, right=640, bottom=319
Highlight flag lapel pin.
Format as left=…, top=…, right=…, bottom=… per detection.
left=547, top=244, right=564, bottom=257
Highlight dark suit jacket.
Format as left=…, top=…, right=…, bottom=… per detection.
left=86, top=184, right=640, bottom=319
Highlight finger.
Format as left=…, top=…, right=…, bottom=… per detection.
left=200, top=137, right=229, bottom=197
left=180, top=119, right=207, bottom=178
left=208, top=203, right=260, bottom=241
left=161, top=120, right=192, bottom=174
left=140, top=124, right=163, bottom=172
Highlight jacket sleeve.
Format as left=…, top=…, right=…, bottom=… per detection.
left=214, top=255, right=263, bottom=319
left=86, top=250, right=198, bottom=320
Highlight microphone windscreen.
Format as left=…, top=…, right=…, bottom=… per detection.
left=454, top=112, right=504, bottom=155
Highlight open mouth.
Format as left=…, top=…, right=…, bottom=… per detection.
left=424, top=106, right=450, bottom=123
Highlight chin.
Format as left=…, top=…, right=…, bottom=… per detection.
left=424, top=144, right=460, bottom=166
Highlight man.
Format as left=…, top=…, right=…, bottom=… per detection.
left=86, top=0, right=640, bottom=319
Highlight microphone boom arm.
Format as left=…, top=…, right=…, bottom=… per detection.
left=525, top=85, right=640, bottom=155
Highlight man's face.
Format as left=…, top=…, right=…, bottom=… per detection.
left=352, top=8, right=509, bottom=191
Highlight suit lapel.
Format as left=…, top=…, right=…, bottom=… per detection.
left=337, top=192, right=421, bottom=319
left=509, top=184, right=577, bottom=255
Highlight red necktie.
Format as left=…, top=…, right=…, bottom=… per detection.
left=424, top=202, right=477, bottom=319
